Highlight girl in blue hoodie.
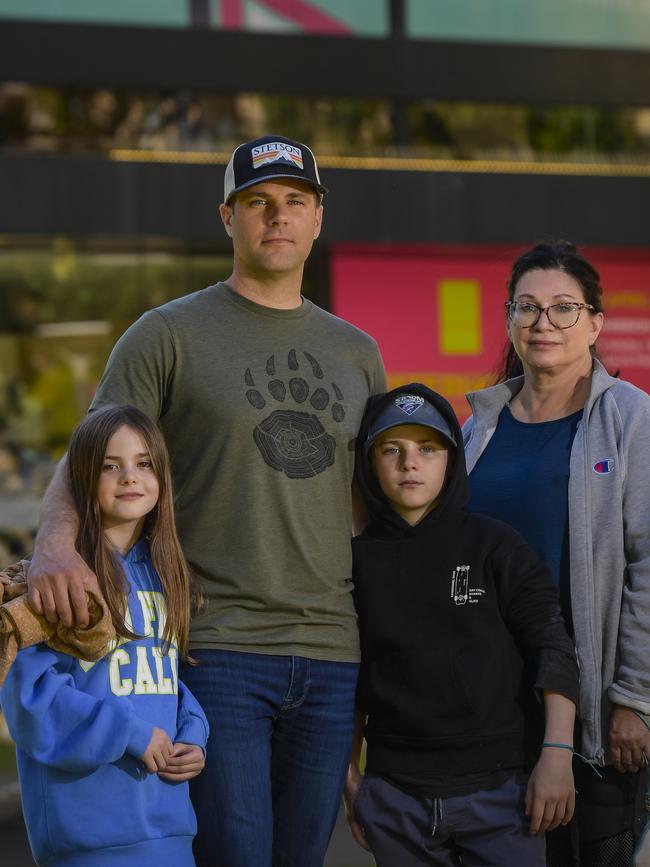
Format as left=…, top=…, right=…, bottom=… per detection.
left=1, top=405, right=209, bottom=867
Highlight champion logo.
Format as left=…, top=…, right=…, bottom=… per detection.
left=394, top=394, right=424, bottom=416
left=593, top=459, right=615, bottom=475
left=251, top=142, right=303, bottom=171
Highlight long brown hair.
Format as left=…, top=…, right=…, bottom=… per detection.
left=497, top=240, right=605, bottom=382
left=67, top=405, right=195, bottom=660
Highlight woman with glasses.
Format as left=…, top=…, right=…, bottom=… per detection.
left=463, top=241, right=650, bottom=866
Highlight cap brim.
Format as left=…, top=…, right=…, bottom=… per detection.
left=225, top=173, right=328, bottom=203
left=365, top=421, right=456, bottom=452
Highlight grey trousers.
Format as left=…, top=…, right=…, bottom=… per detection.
left=353, top=772, right=546, bottom=867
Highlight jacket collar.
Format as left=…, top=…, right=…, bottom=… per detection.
left=465, top=358, right=616, bottom=421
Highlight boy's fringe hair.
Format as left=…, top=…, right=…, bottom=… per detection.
left=67, top=405, right=198, bottom=661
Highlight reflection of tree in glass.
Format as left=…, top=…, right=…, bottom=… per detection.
left=0, top=244, right=233, bottom=452
left=1, top=82, right=648, bottom=162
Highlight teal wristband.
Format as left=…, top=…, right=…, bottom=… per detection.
left=542, top=743, right=604, bottom=779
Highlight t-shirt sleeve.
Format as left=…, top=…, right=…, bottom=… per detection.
left=369, top=342, right=387, bottom=396
left=90, top=309, right=176, bottom=421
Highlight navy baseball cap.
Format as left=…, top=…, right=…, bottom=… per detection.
left=223, top=135, right=328, bottom=203
left=365, top=393, right=456, bottom=451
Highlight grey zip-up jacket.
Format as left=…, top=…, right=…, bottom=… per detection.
left=463, top=359, right=650, bottom=763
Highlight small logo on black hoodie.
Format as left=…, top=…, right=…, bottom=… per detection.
left=451, top=565, right=485, bottom=605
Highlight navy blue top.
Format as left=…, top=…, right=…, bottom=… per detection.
left=466, top=405, right=582, bottom=632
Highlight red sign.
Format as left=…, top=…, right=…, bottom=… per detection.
left=219, top=0, right=350, bottom=33
left=331, top=244, right=650, bottom=421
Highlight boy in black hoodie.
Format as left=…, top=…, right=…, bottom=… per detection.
left=346, top=384, right=579, bottom=866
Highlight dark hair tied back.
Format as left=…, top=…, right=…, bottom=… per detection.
left=499, top=240, right=604, bottom=381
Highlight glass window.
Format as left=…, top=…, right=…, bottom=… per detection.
left=0, top=238, right=232, bottom=558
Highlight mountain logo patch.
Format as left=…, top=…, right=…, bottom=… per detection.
left=251, top=142, right=303, bottom=171
left=394, top=394, right=424, bottom=416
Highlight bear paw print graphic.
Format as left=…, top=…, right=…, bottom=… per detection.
left=245, top=350, right=346, bottom=479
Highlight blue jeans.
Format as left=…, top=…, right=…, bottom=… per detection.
left=180, top=649, right=359, bottom=867
left=354, top=772, right=546, bottom=867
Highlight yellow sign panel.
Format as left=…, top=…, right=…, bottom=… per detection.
left=439, top=280, right=482, bottom=355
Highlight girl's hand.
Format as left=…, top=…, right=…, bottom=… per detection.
left=343, top=766, right=370, bottom=851
left=142, top=727, right=174, bottom=773
left=157, top=742, right=205, bottom=782
left=525, top=748, right=575, bottom=835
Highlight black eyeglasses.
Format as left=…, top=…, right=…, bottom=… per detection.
left=505, top=300, right=596, bottom=329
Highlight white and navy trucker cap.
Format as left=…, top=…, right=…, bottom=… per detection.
left=365, top=393, right=456, bottom=451
left=223, top=135, right=328, bottom=203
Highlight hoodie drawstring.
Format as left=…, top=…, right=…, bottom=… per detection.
left=428, top=797, right=441, bottom=836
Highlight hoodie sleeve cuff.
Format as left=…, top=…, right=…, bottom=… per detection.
left=176, top=714, right=209, bottom=752
left=607, top=684, right=650, bottom=716
left=534, top=674, right=580, bottom=709
left=125, top=715, right=155, bottom=759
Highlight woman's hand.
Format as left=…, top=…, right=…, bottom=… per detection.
left=526, top=748, right=575, bottom=834
left=343, top=766, right=370, bottom=851
left=608, top=706, right=650, bottom=774
left=158, top=742, right=206, bottom=782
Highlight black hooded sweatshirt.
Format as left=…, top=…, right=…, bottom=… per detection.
left=353, top=383, right=579, bottom=786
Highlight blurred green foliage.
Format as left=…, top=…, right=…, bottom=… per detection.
left=1, top=84, right=648, bottom=162
left=0, top=738, right=16, bottom=775
left=0, top=243, right=232, bottom=451
left=408, top=101, right=649, bottom=161
left=0, top=242, right=230, bottom=334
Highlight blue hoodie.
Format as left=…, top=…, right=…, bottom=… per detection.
left=0, top=538, right=209, bottom=867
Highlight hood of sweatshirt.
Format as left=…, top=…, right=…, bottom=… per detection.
left=356, top=383, right=469, bottom=540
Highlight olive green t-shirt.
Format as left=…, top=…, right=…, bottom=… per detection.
left=91, top=283, right=386, bottom=661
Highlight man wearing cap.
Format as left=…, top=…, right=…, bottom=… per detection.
left=26, top=135, right=386, bottom=867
